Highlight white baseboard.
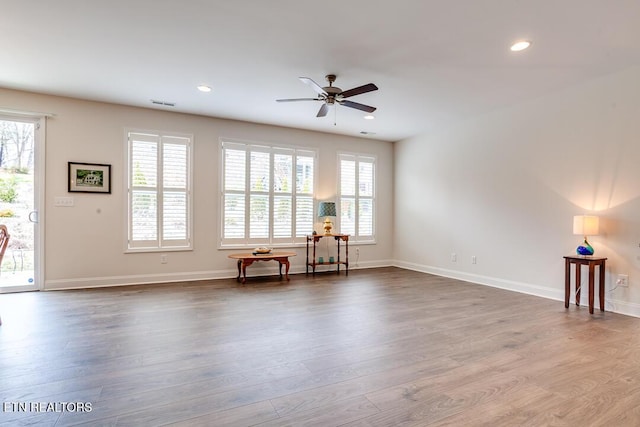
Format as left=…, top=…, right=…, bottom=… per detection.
left=43, top=260, right=393, bottom=291
left=392, top=260, right=640, bottom=319
left=44, top=269, right=236, bottom=290
left=48, top=260, right=640, bottom=318
left=603, top=299, right=640, bottom=318
left=393, top=260, right=563, bottom=300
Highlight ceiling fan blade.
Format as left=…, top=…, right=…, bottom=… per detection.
left=276, top=98, right=322, bottom=102
left=316, top=103, right=329, bottom=117
left=339, top=83, right=378, bottom=99
left=339, top=100, right=376, bottom=113
left=299, top=77, right=327, bottom=95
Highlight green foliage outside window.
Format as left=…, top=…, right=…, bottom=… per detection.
left=0, top=176, right=18, bottom=203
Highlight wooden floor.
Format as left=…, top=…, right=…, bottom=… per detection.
left=2, top=267, right=640, bottom=426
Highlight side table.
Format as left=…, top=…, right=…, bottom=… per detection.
left=563, top=255, right=607, bottom=314
left=306, top=234, right=349, bottom=275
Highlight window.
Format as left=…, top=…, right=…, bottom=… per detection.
left=221, top=140, right=315, bottom=246
left=127, top=130, right=192, bottom=251
left=339, top=153, right=375, bottom=242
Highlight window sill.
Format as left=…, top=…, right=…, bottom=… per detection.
left=125, top=247, right=193, bottom=254
left=218, top=242, right=307, bottom=251
left=218, top=239, right=376, bottom=251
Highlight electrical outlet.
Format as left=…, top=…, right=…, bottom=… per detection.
left=471, top=256, right=477, bottom=264
left=451, top=253, right=457, bottom=262
left=617, top=274, right=629, bottom=287
left=160, top=254, right=168, bottom=264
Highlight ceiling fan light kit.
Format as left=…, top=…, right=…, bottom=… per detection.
left=277, top=74, right=378, bottom=118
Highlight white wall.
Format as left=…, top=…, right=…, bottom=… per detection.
left=393, top=65, right=640, bottom=317
left=0, top=88, right=394, bottom=289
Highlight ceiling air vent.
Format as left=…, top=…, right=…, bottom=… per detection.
left=150, top=100, right=176, bottom=107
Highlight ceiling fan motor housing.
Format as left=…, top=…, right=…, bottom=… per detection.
left=323, top=74, right=341, bottom=101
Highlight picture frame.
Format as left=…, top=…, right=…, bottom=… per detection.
left=68, top=162, right=111, bottom=193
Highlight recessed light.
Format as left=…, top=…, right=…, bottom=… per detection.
left=510, top=40, right=531, bottom=52
left=364, top=115, right=375, bottom=120
left=197, top=85, right=212, bottom=92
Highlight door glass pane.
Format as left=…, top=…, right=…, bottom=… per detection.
left=0, top=119, right=36, bottom=289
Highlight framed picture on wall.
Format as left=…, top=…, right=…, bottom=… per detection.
left=68, top=162, right=111, bottom=193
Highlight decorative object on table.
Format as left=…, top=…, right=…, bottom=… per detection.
left=318, top=201, right=336, bottom=235
left=68, top=162, right=111, bottom=193
left=573, top=215, right=600, bottom=255
left=318, top=256, right=324, bottom=264
left=253, top=247, right=272, bottom=255
left=329, top=256, right=335, bottom=263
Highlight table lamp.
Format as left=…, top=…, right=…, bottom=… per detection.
left=573, top=215, right=599, bottom=256
left=318, top=201, right=336, bottom=235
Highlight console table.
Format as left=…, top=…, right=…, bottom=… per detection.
left=228, top=252, right=296, bottom=284
left=306, top=234, right=349, bottom=275
left=564, top=255, right=607, bottom=314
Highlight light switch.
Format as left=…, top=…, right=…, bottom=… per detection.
left=54, top=197, right=74, bottom=207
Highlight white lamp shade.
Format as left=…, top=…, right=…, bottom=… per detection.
left=573, top=215, right=599, bottom=236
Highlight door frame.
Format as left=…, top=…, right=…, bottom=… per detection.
left=0, top=112, right=46, bottom=293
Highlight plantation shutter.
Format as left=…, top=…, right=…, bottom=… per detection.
left=340, top=156, right=356, bottom=236
left=358, top=158, right=375, bottom=237
left=295, top=152, right=314, bottom=237
left=221, top=141, right=315, bottom=246
left=223, top=147, right=246, bottom=239
left=128, top=131, right=192, bottom=250
left=339, top=153, right=375, bottom=242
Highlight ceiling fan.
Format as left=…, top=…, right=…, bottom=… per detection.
left=276, top=74, right=378, bottom=117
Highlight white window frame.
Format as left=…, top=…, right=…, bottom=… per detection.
left=338, top=152, right=376, bottom=243
left=125, top=129, right=193, bottom=252
left=220, top=139, right=317, bottom=248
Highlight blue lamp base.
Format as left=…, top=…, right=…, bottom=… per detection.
left=576, top=239, right=594, bottom=256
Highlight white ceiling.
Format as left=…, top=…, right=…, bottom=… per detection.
left=2, top=1, right=640, bottom=142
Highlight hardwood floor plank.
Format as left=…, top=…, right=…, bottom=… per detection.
left=270, top=356, right=461, bottom=417
left=2, top=267, right=640, bottom=425
left=256, top=395, right=379, bottom=427
left=166, top=400, right=279, bottom=427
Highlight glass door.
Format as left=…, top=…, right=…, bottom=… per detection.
left=0, top=116, right=43, bottom=292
